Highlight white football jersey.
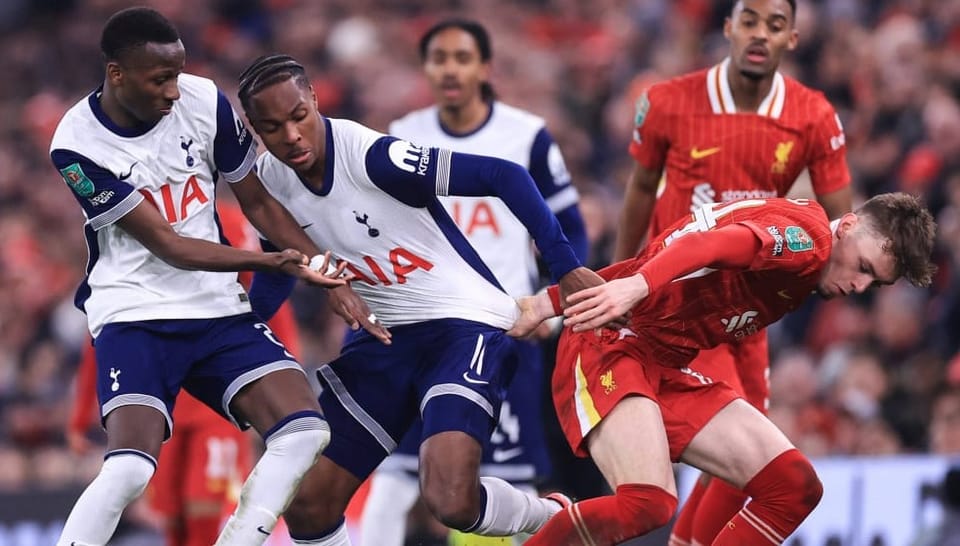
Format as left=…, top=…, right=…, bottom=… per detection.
left=255, top=117, right=521, bottom=329
left=389, top=102, right=579, bottom=297
left=50, top=74, right=256, bottom=337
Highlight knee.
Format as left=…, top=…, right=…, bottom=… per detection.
left=746, top=449, right=823, bottom=520
left=421, top=480, right=481, bottom=531
left=779, top=453, right=823, bottom=513
left=615, top=484, right=677, bottom=537
left=102, top=451, right=156, bottom=499
left=264, top=413, right=330, bottom=468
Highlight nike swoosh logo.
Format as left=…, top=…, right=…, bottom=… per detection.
left=118, top=161, right=138, bottom=180
left=300, top=223, right=314, bottom=229
left=690, top=146, right=721, bottom=159
left=777, top=289, right=792, bottom=300
left=257, top=525, right=270, bottom=535
left=462, top=371, right=489, bottom=385
left=491, top=447, right=524, bottom=462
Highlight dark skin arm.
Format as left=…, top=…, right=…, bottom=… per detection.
left=612, top=162, right=661, bottom=261
left=815, top=185, right=853, bottom=220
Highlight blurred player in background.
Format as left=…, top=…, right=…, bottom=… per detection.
left=359, top=19, right=589, bottom=546
left=237, top=53, right=602, bottom=545
left=516, top=194, right=936, bottom=545
left=49, top=8, right=357, bottom=546
left=613, top=1, right=852, bottom=542
left=66, top=200, right=302, bottom=546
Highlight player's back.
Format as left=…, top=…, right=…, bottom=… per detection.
left=608, top=198, right=831, bottom=368
left=390, top=102, right=574, bottom=297
left=631, top=59, right=849, bottom=237
left=255, top=116, right=519, bottom=329
left=50, top=74, right=252, bottom=336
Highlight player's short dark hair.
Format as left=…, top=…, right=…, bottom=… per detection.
left=855, top=192, right=937, bottom=287
left=419, top=18, right=495, bottom=102
left=100, top=7, right=180, bottom=62
left=237, top=54, right=311, bottom=112
left=731, top=0, right=797, bottom=19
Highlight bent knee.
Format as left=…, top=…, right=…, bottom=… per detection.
left=616, top=484, right=677, bottom=536
left=421, top=486, right=481, bottom=531
left=785, top=455, right=823, bottom=512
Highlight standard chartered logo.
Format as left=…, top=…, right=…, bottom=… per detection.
left=690, top=182, right=716, bottom=211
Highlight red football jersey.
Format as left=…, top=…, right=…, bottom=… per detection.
left=599, top=198, right=831, bottom=369
left=629, top=58, right=850, bottom=238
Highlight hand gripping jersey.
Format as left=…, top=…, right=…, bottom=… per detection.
left=389, top=102, right=579, bottom=297
left=630, top=57, right=850, bottom=238
left=50, top=74, right=256, bottom=336
left=255, top=117, right=531, bottom=330
left=602, top=198, right=831, bottom=369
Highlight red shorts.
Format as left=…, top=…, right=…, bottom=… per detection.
left=689, top=332, right=769, bottom=413
left=149, top=394, right=252, bottom=517
left=552, top=329, right=738, bottom=460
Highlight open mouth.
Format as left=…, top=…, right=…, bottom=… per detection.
left=745, top=45, right=769, bottom=63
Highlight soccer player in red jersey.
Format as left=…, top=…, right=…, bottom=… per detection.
left=511, top=194, right=935, bottom=545
left=614, top=1, right=852, bottom=541
left=67, top=201, right=303, bottom=546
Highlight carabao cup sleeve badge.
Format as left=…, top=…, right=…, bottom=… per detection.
left=60, top=162, right=96, bottom=197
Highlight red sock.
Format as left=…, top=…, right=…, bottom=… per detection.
left=181, top=516, right=222, bottom=546
left=526, top=484, right=677, bottom=546
left=691, top=478, right=749, bottom=544
left=669, top=475, right=709, bottom=546
left=712, top=449, right=822, bottom=545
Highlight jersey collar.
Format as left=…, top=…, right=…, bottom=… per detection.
left=706, top=57, right=785, bottom=118
left=88, top=87, right=162, bottom=138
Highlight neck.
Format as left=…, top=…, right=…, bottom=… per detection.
left=98, top=83, right=140, bottom=128
left=438, top=98, right=490, bottom=134
left=726, top=66, right=775, bottom=113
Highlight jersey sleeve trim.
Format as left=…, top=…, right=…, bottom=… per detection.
left=221, top=144, right=257, bottom=184
left=435, top=148, right=453, bottom=196
left=546, top=185, right=580, bottom=214
left=89, top=191, right=144, bottom=231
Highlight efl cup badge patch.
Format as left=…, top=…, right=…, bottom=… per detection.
left=59, top=162, right=95, bottom=196
left=784, top=226, right=814, bottom=252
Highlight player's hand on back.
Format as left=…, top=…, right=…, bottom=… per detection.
left=563, top=274, right=648, bottom=332
left=327, top=284, right=392, bottom=345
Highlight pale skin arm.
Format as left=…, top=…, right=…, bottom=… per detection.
left=612, top=163, right=662, bottom=261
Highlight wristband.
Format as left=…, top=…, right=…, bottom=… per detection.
left=308, top=254, right=340, bottom=276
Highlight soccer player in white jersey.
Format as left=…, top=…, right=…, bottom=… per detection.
left=360, top=19, right=589, bottom=545
left=48, top=9, right=384, bottom=546
left=237, top=54, right=602, bottom=545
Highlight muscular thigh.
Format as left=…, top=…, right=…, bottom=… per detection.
left=680, top=398, right=794, bottom=488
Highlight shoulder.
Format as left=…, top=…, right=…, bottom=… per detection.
left=50, top=96, right=96, bottom=152
left=176, top=73, right=219, bottom=105
left=491, top=102, right=546, bottom=131
left=328, top=117, right=387, bottom=158
left=646, top=70, right=706, bottom=105
left=389, top=106, right=437, bottom=135
left=783, top=76, right=837, bottom=118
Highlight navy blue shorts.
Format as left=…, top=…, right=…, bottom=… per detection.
left=95, top=313, right=302, bottom=438
left=389, top=339, right=552, bottom=484
left=317, top=318, right=519, bottom=480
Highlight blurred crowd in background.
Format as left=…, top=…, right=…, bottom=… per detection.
left=1, top=0, right=959, bottom=497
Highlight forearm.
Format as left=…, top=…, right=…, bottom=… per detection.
left=240, top=196, right=323, bottom=257
left=638, top=225, right=759, bottom=292
left=158, top=237, right=282, bottom=272
left=450, top=155, right=580, bottom=279
left=249, top=270, right=297, bottom=320
left=613, top=166, right=659, bottom=261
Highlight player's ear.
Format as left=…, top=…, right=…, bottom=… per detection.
left=723, top=17, right=732, bottom=39
left=309, top=84, right=318, bottom=111
left=106, top=61, right=124, bottom=86
left=787, top=28, right=799, bottom=51
left=836, top=212, right=858, bottom=238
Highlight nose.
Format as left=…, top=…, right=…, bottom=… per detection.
left=163, top=81, right=180, bottom=102
left=282, top=122, right=301, bottom=144
left=852, top=274, right=872, bottom=294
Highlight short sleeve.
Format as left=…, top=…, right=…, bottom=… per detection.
left=364, top=135, right=449, bottom=207
left=213, top=90, right=257, bottom=183
left=528, top=127, right=579, bottom=214
left=627, top=88, right=670, bottom=172
left=51, top=149, right=143, bottom=231
left=807, top=102, right=850, bottom=195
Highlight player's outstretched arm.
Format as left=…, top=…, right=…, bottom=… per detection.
left=612, top=163, right=661, bottom=261
left=562, top=274, right=650, bottom=332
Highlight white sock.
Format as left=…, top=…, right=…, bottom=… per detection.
left=469, top=476, right=562, bottom=535
left=359, top=469, right=420, bottom=546
left=291, top=519, right=351, bottom=545
left=215, top=414, right=330, bottom=546
left=56, top=451, right=156, bottom=546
